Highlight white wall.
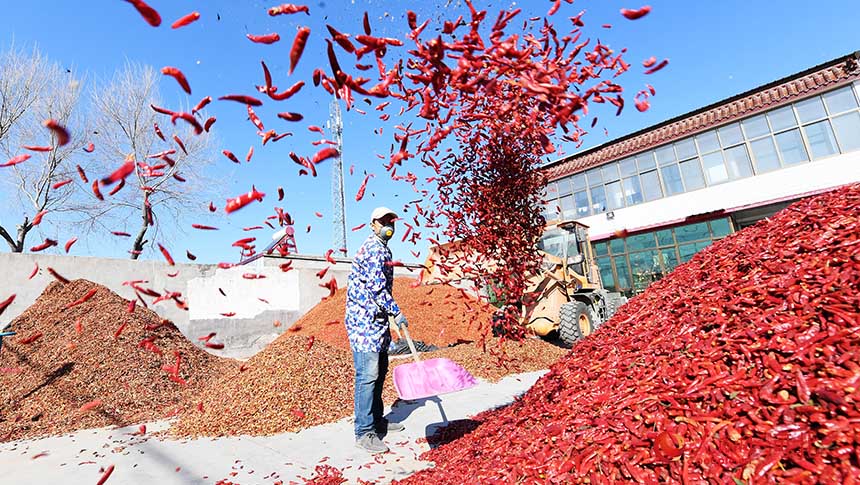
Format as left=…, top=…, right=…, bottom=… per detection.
left=577, top=149, right=860, bottom=239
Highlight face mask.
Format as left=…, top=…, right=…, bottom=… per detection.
left=377, top=224, right=395, bottom=241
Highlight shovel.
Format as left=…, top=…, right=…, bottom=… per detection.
left=390, top=318, right=478, bottom=400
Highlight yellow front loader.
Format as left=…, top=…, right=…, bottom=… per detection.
left=422, top=220, right=626, bottom=346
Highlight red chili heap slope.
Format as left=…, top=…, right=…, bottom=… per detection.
left=395, top=184, right=860, bottom=484
left=289, top=277, right=493, bottom=350
left=0, top=279, right=237, bottom=442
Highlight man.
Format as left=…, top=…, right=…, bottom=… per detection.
left=345, top=207, right=408, bottom=454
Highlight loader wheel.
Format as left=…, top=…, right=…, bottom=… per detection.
left=558, top=301, right=593, bottom=347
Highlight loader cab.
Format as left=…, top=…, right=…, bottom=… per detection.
left=537, top=221, right=592, bottom=282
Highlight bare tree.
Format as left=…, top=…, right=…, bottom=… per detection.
left=0, top=45, right=87, bottom=252
left=86, top=62, right=217, bottom=259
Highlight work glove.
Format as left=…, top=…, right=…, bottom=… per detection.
left=393, top=312, right=408, bottom=329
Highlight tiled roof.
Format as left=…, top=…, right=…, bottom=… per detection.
left=545, top=52, right=860, bottom=181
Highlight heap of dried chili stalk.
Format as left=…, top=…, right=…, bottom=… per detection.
left=395, top=183, right=860, bottom=484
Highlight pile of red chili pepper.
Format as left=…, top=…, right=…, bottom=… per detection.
left=393, top=184, right=860, bottom=484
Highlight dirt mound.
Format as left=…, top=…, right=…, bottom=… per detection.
left=395, top=186, right=860, bottom=483
left=0, top=279, right=237, bottom=442
left=288, top=277, right=493, bottom=350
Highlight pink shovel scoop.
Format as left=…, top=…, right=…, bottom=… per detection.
left=391, top=323, right=478, bottom=400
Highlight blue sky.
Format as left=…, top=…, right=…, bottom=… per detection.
left=1, top=0, right=857, bottom=265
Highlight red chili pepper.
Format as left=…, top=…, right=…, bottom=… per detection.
left=268, top=3, right=309, bottom=16
left=620, top=6, right=652, bottom=20
left=124, top=0, right=160, bottom=26
left=161, top=66, right=191, bottom=94
left=247, top=32, right=281, bottom=44
left=171, top=11, right=200, bottom=29
left=218, top=94, right=263, bottom=106
left=224, top=187, right=265, bottom=214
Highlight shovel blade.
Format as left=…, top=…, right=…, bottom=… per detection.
left=392, top=357, right=478, bottom=400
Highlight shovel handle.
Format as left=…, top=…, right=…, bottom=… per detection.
left=389, top=316, right=420, bottom=364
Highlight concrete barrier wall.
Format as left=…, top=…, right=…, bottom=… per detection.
left=0, top=252, right=420, bottom=359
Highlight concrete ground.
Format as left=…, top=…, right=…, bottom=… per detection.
left=0, top=370, right=546, bottom=484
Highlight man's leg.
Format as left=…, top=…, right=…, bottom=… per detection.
left=353, top=351, right=378, bottom=439
left=371, top=351, right=388, bottom=425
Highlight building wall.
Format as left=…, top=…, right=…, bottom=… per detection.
left=0, top=253, right=420, bottom=359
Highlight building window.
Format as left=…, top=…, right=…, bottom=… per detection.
left=660, top=164, right=684, bottom=195
left=590, top=184, right=607, bottom=214
left=679, top=158, right=706, bottom=190
left=768, top=105, right=797, bottom=132
left=559, top=194, right=575, bottom=220
left=749, top=137, right=781, bottom=173
left=718, top=122, right=744, bottom=147
left=822, top=86, right=858, bottom=115
left=723, top=145, right=754, bottom=179
left=640, top=170, right=663, bottom=201
left=593, top=218, right=734, bottom=296
left=701, top=151, right=729, bottom=184
left=804, top=120, right=839, bottom=159
left=622, top=175, right=644, bottom=206
left=605, top=180, right=624, bottom=210
left=574, top=190, right=590, bottom=218
left=774, top=129, right=809, bottom=165
left=831, top=112, right=860, bottom=152
left=795, top=96, right=827, bottom=123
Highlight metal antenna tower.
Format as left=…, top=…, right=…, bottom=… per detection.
left=328, top=97, right=348, bottom=257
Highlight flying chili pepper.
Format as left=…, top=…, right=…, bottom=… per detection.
left=311, top=147, right=339, bottom=164
left=268, top=3, right=310, bottom=16
left=644, top=58, right=669, bottom=74
left=171, top=11, right=200, bottom=29
left=289, top=27, right=311, bottom=75
left=620, top=5, right=652, bottom=20
left=161, top=66, right=191, bottom=94
left=154, top=122, right=165, bottom=141
left=277, top=187, right=285, bottom=201
left=124, top=0, right=160, bottom=26
left=83, top=142, right=95, bottom=152
left=204, top=117, right=216, bottom=131
left=96, top=464, right=114, bottom=485
left=219, top=94, right=263, bottom=106
left=355, top=174, right=373, bottom=201
left=362, top=11, right=371, bottom=35
left=277, top=112, right=303, bottom=122
left=64, top=288, right=98, bottom=310
left=225, top=187, right=265, bottom=214
left=22, top=145, right=52, bottom=152
left=192, top=96, right=211, bottom=114
left=222, top=150, right=240, bottom=164
left=204, top=342, right=225, bottom=350
left=31, top=210, right=47, bottom=226
left=51, top=179, right=73, bottom=190
left=101, top=160, right=135, bottom=186
left=173, top=134, right=187, bottom=154
left=91, top=180, right=104, bottom=201
left=186, top=250, right=197, bottom=261
left=1, top=154, right=30, bottom=168
left=0, top=294, right=15, bottom=317
left=191, top=224, right=219, bottom=230
left=64, top=237, right=77, bottom=253
left=247, top=32, right=281, bottom=44
left=30, top=238, right=58, bottom=252
left=158, top=243, right=175, bottom=266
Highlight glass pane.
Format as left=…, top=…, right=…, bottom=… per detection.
left=822, top=86, right=858, bottom=115
left=593, top=242, right=609, bottom=257
left=655, top=145, right=676, bottom=166
left=660, top=248, right=679, bottom=272
left=774, top=129, right=809, bottom=165
left=675, top=222, right=710, bottom=243
left=831, top=111, right=860, bottom=153
left=750, top=137, right=781, bottom=173
left=559, top=195, right=575, bottom=219
left=613, top=256, right=631, bottom=289
left=656, top=229, right=674, bottom=246
left=718, top=123, right=744, bottom=147
left=622, top=176, right=643, bottom=206
left=619, top=157, right=638, bottom=177
left=804, top=120, right=839, bottom=159
left=742, top=114, right=770, bottom=139
left=660, top=164, right=684, bottom=195
left=678, top=242, right=700, bottom=262
left=590, top=185, right=607, bottom=213
left=636, top=152, right=656, bottom=170
left=546, top=182, right=558, bottom=199
left=626, top=233, right=656, bottom=251
left=574, top=190, right=590, bottom=217
left=557, top=178, right=573, bottom=196
left=605, top=181, right=624, bottom=210
left=696, top=131, right=720, bottom=154
left=701, top=151, right=728, bottom=184
left=572, top=173, right=587, bottom=191
left=629, top=250, right=659, bottom=292
left=597, top=257, right=615, bottom=289
left=709, top=218, right=732, bottom=238
left=768, top=105, right=797, bottom=132
left=641, top=170, right=663, bottom=201
left=586, top=168, right=603, bottom=186
left=609, top=238, right=625, bottom=254
left=795, top=96, right=827, bottom=123
left=724, top=145, right=754, bottom=179
left=602, top=163, right=620, bottom=182
left=679, top=158, right=706, bottom=190
left=675, top=138, right=697, bottom=160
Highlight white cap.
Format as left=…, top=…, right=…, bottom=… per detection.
left=371, top=206, right=397, bottom=222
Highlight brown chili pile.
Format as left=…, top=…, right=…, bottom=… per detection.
left=289, top=277, right=493, bottom=350
left=394, top=184, right=860, bottom=484
left=0, top=279, right=237, bottom=442
left=170, top=331, right=564, bottom=438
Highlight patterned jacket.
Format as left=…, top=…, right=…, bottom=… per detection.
left=344, top=234, right=401, bottom=352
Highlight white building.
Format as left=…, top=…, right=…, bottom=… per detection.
left=541, top=51, right=860, bottom=297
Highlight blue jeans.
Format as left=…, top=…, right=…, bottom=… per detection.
left=353, top=350, right=389, bottom=439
